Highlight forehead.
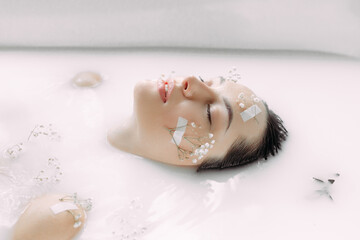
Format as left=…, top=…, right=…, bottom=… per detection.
left=211, top=76, right=258, bottom=106
left=210, top=77, right=267, bottom=156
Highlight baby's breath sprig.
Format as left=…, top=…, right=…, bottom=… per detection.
left=188, top=133, right=215, bottom=164
left=27, top=124, right=61, bottom=141
left=224, top=66, right=241, bottom=83
left=2, top=143, right=23, bottom=160
left=59, top=193, right=93, bottom=228
left=34, top=157, right=62, bottom=184
left=167, top=124, right=215, bottom=164
left=167, top=124, right=192, bottom=161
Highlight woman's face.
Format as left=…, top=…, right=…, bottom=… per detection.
left=133, top=75, right=267, bottom=166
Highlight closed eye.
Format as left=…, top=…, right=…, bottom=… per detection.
left=207, top=104, right=212, bottom=125
left=200, top=76, right=212, bottom=126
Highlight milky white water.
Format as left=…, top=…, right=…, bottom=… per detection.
left=0, top=49, right=359, bottom=240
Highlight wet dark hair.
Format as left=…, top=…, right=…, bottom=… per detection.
left=197, top=102, right=288, bottom=171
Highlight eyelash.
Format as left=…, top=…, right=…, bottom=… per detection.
left=199, top=76, right=212, bottom=125
left=207, top=104, right=212, bottom=125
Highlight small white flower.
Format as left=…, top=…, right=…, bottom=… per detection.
left=205, top=143, right=210, bottom=148
left=191, top=122, right=196, bottom=128
left=208, top=133, right=214, bottom=139
left=239, top=103, right=245, bottom=108
left=211, top=140, right=215, bottom=144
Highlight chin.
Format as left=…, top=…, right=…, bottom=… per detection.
left=134, top=80, right=154, bottom=109
left=134, top=80, right=151, bottom=99
left=133, top=80, right=163, bottom=128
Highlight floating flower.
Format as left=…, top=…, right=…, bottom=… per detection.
left=3, top=143, right=23, bottom=160
left=27, top=124, right=61, bottom=141
left=34, top=157, right=62, bottom=184
left=223, top=67, right=241, bottom=83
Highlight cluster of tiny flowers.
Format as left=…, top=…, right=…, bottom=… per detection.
left=34, top=157, right=62, bottom=184
left=28, top=124, right=61, bottom=141
left=168, top=121, right=214, bottom=163
left=237, top=92, right=246, bottom=108
left=2, top=143, right=23, bottom=160
left=2, top=124, right=61, bottom=160
left=62, top=192, right=93, bottom=212
left=251, top=94, right=260, bottom=103
left=190, top=133, right=215, bottom=164
left=112, top=226, right=148, bottom=240
left=236, top=93, right=261, bottom=110
left=80, top=198, right=93, bottom=212
left=225, top=67, right=241, bottom=83
left=190, top=122, right=202, bottom=130
left=59, top=193, right=93, bottom=228
left=69, top=211, right=83, bottom=229
left=109, top=197, right=148, bottom=240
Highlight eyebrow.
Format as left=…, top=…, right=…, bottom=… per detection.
left=223, top=97, right=233, bottom=132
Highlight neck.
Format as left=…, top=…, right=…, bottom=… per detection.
left=107, top=115, right=140, bottom=154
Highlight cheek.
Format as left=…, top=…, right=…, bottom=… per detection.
left=166, top=116, right=215, bottom=162
left=163, top=101, right=203, bottom=128
left=163, top=102, right=210, bottom=150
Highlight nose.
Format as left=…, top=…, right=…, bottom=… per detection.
left=181, top=76, right=217, bottom=103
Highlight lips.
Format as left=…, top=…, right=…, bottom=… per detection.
left=158, top=78, right=174, bottom=103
